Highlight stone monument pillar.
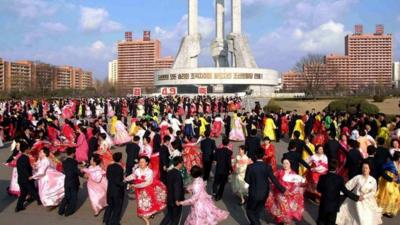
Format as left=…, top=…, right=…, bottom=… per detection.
left=211, top=0, right=229, bottom=67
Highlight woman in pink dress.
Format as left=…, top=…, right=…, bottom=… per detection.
left=178, top=166, right=229, bottom=225
left=211, top=115, right=224, bottom=138
left=32, top=148, right=65, bottom=207
left=5, top=142, right=21, bottom=196
left=229, top=113, right=245, bottom=141
left=305, top=145, right=328, bottom=202
left=113, top=117, right=131, bottom=145
left=266, top=158, right=306, bottom=225
left=75, top=126, right=89, bottom=162
left=125, top=156, right=167, bottom=225
left=81, top=154, right=108, bottom=216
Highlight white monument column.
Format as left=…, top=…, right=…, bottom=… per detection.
left=188, top=0, right=198, bottom=36
left=216, top=0, right=225, bottom=41
left=232, top=0, right=241, bottom=34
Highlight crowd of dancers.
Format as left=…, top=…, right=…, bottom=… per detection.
left=1, top=96, right=399, bottom=225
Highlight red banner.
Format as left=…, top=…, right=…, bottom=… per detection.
left=198, top=86, right=207, bottom=95
left=161, top=87, right=177, bottom=96
left=133, top=88, right=142, bottom=96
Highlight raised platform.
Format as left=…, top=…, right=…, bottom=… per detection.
left=154, top=67, right=280, bottom=96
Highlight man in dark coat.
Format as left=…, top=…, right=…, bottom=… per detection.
left=346, top=140, right=364, bottom=179
left=160, top=157, right=185, bottom=225
left=15, top=140, right=41, bottom=212
left=200, top=131, right=216, bottom=181
left=212, top=138, right=233, bottom=201
left=374, top=137, right=392, bottom=178
left=88, top=128, right=99, bottom=161
left=245, top=129, right=261, bottom=161
left=125, top=136, right=140, bottom=176
left=58, top=148, right=82, bottom=216
left=317, top=160, right=361, bottom=225
left=159, top=135, right=172, bottom=184
left=283, top=140, right=311, bottom=174
left=103, top=152, right=125, bottom=225
left=245, top=149, right=286, bottom=225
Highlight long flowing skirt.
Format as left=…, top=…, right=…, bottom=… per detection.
left=37, top=170, right=65, bottom=207
left=184, top=124, right=194, bottom=138
left=150, top=154, right=160, bottom=180
left=229, top=128, right=245, bottom=141
left=211, top=122, right=223, bottom=138
left=134, top=180, right=167, bottom=217
left=231, top=172, right=248, bottom=196
left=266, top=187, right=304, bottom=224
left=336, top=196, right=382, bottom=225
left=183, top=146, right=202, bottom=172
left=87, top=178, right=108, bottom=215
left=113, top=129, right=131, bottom=145
left=184, top=195, right=229, bottom=225
left=305, top=171, right=324, bottom=198
left=8, top=168, right=20, bottom=196
left=376, top=176, right=400, bottom=216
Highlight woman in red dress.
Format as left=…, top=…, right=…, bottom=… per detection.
left=96, top=133, right=113, bottom=170
left=261, top=137, right=277, bottom=172
left=210, top=115, right=224, bottom=138
left=281, top=114, right=289, bottom=136
left=305, top=145, right=328, bottom=201
left=125, top=156, right=167, bottom=225
left=337, top=134, right=350, bottom=179
left=266, top=158, right=306, bottom=225
left=182, top=137, right=202, bottom=172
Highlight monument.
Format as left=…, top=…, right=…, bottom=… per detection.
left=154, top=0, right=280, bottom=96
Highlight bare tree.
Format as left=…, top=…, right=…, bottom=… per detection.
left=293, top=54, right=335, bottom=98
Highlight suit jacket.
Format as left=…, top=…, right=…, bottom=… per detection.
left=165, top=168, right=184, bottom=206
left=200, top=137, right=216, bottom=162
left=152, top=133, right=161, bottom=153
left=282, top=150, right=310, bottom=174
left=159, top=145, right=171, bottom=170
left=317, top=172, right=359, bottom=213
left=245, top=161, right=285, bottom=201
left=375, top=146, right=392, bottom=177
left=245, top=135, right=261, bottom=160
left=17, top=154, right=32, bottom=184
left=125, top=142, right=140, bottom=171
left=324, top=139, right=347, bottom=161
left=88, top=136, right=99, bottom=159
left=293, top=139, right=313, bottom=156
left=106, top=163, right=125, bottom=198
left=214, top=147, right=233, bottom=175
left=62, top=157, right=81, bottom=189
left=345, top=148, right=363, bottom=179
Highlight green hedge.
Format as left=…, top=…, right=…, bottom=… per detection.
left=263, top=99, right=282, bottom=113
left=324, top=98, right=379, bottom=114
left=373, top=95, right=386, bottom=102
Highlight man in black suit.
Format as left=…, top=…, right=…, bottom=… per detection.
left=125, top=136, right=140, bottom=176
left=317, top=160, right=361, bottom=225
left=212, top=138, right=233, bottom=201
left=283, top=140, right=311, bottom=174
left=15, top=140, right=41, bottom=212
left=88, top=128, right=99, bottom=161
left=245, top=149, right=286, bottom=225
left=152, top=127, right=162, bottom=153
left=160, top=135, right=172, bottom=184
left=103, top=152, right=125, bottom=225
left=324, top=132, right=347, bottom=161
left=160, top=157, right=185, bottom=225
left=365, top=145, right=378, bottom=180
left=346, top=140, right=363, bottom=179
left=172, top=131, right=183, bottom=152
left=245, top=129, right=261, bottom=161
left=375, top=137, right=392, bottom=178
left=292, top=131, right=313, bottom=156
left=58, top=148, right=81, bottom=216
left=200, top=130, right=216, bottom=181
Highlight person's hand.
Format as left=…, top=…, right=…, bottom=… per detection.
left=163, top=166, right=167, bottom=171
left=284, top=191, right=290, bottom=196
left=359, top=195, right=364, bottom=201
left=175, top=201, right=180, bottom=206
left=28, top=176, right=33, bottom=180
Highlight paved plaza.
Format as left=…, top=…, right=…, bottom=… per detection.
left=0, top=137, right=398, bottom=225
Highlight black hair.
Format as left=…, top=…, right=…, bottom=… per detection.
left=42, top=147, right=50, bottom=157
left=204, top=130, right=210, bottom=137
left=367, top=145, right=376, bottom=156
left=293, top=131, right=300, bottom=138
left=328, top=159, right=338, bottom=171
left=92, top=154, right=102, bottom=165
left=263, top=136, right=271, bottom=142
left=251, top=129, right=257, bottom=136
left=377, top=137, right=385, bottom=146
left=190, top=165, right=203, bottom=178
left=255, top=148, right=265, bottom=159
left=139, top=156, right=150, bottom=164
left=66, top=147, right=76, bottom=156
left=222, top=137, right=229, bottom=146
left=172, top=156, right=183, bottom=167
left=163, top=135, right=171, bottom=143
left=99, top=133, right=107, bottom=140
left=393, top=151, right=400, bottom=161
left=288, top=140, right=297, bottom=151
left=112, top=152, right=122, bottom=162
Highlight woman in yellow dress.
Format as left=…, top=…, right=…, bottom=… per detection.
left=293, top=116, right=305, bottom=140
left=263, top=115, right=276, bottom=141
left=110, top=116, right=117, bottom=136
left=299, top=137, right=315, bottom=176
left=198, top=114, right=209, bottom=137
left=376, top=151, right=400, bottom=218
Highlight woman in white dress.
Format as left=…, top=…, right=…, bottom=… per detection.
left=32, top=148, right=65, bottom=207
left=170, top=115, right=181, bottom=136
left=336, top=161, right=382, bottom=225
left=232, top=145, right=250, bottom=205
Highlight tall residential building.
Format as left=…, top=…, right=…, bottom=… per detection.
left=35, top=62, right=56, bottom=92
left=0, top=58, right=5, bottom=91
left=54, top=66, right=73, bottom=90
left=283, top=24, right=393, bottom=92
left=108, top=59, right=118, bottom=85
left=394, top=61, right=400, bottom=88
left=4, top=60, right=34, bottom=92
left=117, top=31, right=174, bottom=93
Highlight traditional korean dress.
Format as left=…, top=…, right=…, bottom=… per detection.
left=113, top=120, right=131, bottom=145
left=229, top=115, right=245, bottom=141
left=376, top=161, right=400, bottom=217
left=305, top=154, right=328, bottom=198
left=32, top=157, right=65, bottom=207
left=82, top=165, right=108, bottom=215
left=262, top=143, right=277, bottom=172
left=97, top=141, right=113, bottom=170
left=75, top=132, right=89, bottom=162
left=336, top=175, right=382, bottom=225
left=231, top=154, right=249, bottom=196
left=266, top=170, right=305, bottom=224
left=293, top=119, right=305, bottom=140
left=211, top=117, right=224, bottom=138
left=127, top=167, right=167, bottom=217
left=180, top=178, right=229, bottom=225
left=6, top=150, right=21, bottom=196
left=263, top=117, right=276, bottom=141
left=182, top=142, right=202, bottom=173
